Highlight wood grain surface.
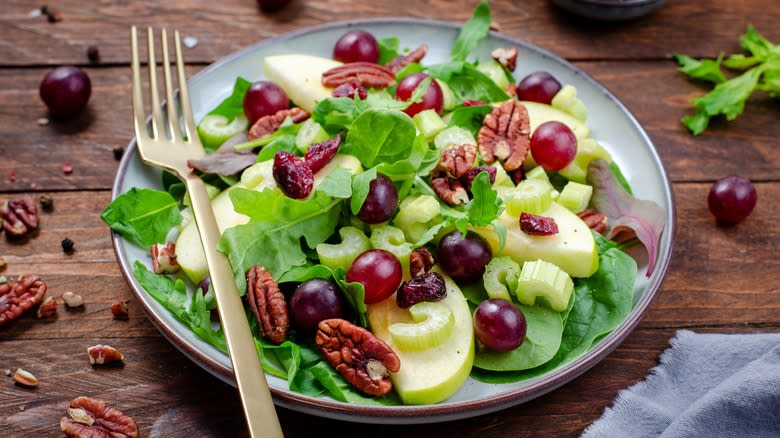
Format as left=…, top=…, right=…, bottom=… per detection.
left=1, top=0, right=779, bottom=437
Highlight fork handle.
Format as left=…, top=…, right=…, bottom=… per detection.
left=185, top=175, right=285, bottom=438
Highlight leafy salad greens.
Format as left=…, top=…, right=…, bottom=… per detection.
left=102, top=1, right=665, bottom=406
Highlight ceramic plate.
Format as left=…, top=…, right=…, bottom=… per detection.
left=111, top=18, right=675, bottom=424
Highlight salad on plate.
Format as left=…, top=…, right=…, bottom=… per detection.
left=102, top=1, right=665, bottom=406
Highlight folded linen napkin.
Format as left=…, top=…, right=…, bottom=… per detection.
left=581, top=330, right=780, bottom=438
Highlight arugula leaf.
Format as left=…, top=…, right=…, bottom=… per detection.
left=451, top=1, right=491, bottom=62
left=208, top=77, right=251, bottom=122
left=447, top=104, right=493, bottom=136
left=101, top=188, right=182, bottom=247
left=465, top=171, right=503, bottom=227
left=427, top=62, right=509, bottom=103
left=350, top=167, right=378, bottom=215
left=342, top=108, right=418, bottom=168
left=377, top=37, right=400, bottom=65
left=673, top=53, right=726, bottom=84
left=218, top=188, right=342, bottom=292
left=312, top=97, right=367, bottom=134
left=316, top=168, right=353, bottom=199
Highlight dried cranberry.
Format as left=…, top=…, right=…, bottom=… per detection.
left=460, top=166, right=497, bottom=192
left=519, top=212, right=559, bottom=236
left=304, top=135, right=341, bottom=174
left=396, top=272, right=447, bottom=309
left=331, top=79, right=367, bottom=100
left=463, top=100, right=487, bottom=107
left=273, top=152, right=313, bottom=199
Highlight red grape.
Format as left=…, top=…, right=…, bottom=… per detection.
left=530, top=121, right=577, bottom=171
left=289, top=279, right=345, bottom=332
left=243, top=81, right=289, bottom=124
left=333, top=30, right=379, bottom=64
left=357, top=174, right=398, bottom=224
left=516, top=71, right=561, bottom=105
left=395, top=73, right=444, bottom=116
left=436, top=230, right=493, bottom=283
left=473, top=298, right=527, bottom=352
left=39, top=66, right=92, bottom=118
left=346, top=249, right=402, bottom=304
left=708, top=176, right=757, bottom=224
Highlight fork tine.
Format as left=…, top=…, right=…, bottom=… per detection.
left=146, top=27, right=165, bottom=139
left=161, top=29, right=182, bottom=142
left=130, top=26, right=150, bottom=143
left=174, top=30, right=198, bottom=143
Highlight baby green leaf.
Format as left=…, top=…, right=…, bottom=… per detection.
left=377, top=37, right=400, bottom=65
left=466, top=171, right=503, bottom=227
left=316, top=167, right=353, bottom=199
left=101, top=187, right=182, bottom=248
left=208, top=76, right=251, bottom=122
left=674, top=53, right=726, bottom=84
left=451, top=0, right=491, bottom=62
left=350, top=167, right=378, bottom=215
left=342, top=108, right=417, bottom=168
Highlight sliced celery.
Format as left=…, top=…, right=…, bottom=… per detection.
left=506, top=179, right=553, bottom=216
left=483, top=256, right=521, bottom=301
left=370, top=225, right=412, bottom=279
left=515, top=260, right=573, bottom=312
left=525, top=166, right=551, bottom=184
left=413, top=109, right=447, bottom=142
left=558, top=181, right=593, bottom=213
left=558, top=138, right=612, bottom=183
left=295, top=118, right=330, bottom=153
left=491, top=163, right=515, bottom=188
left=477, top=60, right=510, bottom=91
left=551, top=85, right=588, bottom=122
left=394, top=195, right=440, bottom=229
left=433, top=126, right=476, bottom=150
left=316, top=226, right=371, bottom=271
left=389, top=302, right=455, bottom=351
left=197, top=114, right=249, bottom=150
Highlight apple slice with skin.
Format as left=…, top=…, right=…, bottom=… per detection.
left=175, top=154, right=362, bottom=283
left=366, top=269, right=474, bottom=405
left=263, top=54, right=341, bottom=112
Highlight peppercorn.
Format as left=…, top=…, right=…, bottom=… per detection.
left=87, top=45, right=100, bottom=62
left=113, top=146, right=124, bottom=161
left=39, top=195, right=54, bottom=211
left=61, top=237, right=74, bottom=254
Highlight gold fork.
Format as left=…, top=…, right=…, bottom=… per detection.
left=131, top=27, right=284, bottom=438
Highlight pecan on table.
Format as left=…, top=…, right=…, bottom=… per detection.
left=0, top=275, right=47, bottom=326
left=37, top=296, right=57, bottom=319
left=2, top=197, right=39, bottom=238
left=111, top=300, right=129, bottom=319
left=322, top=62, right=396, bottom=89
left=246, top=107, right=310, bottom=141
left=491, top=47, right=518, bottom=72
left=60, top=396, right=139, bottom=438
left=409, top=247, right=435, bottom=278
left=431, top=177, right=469, bottom=206
left=434, top=144, right=478, bottom=179
left=87, top=344, right=124, bottom=365
left=477, top=100, right=531, bottom=172
left=246, top=266, right=288, bottom=344
left=316, top=318, right=400, bottom=397
left=578, top=209, right=608, bottom=235
left=386, top=44, right=429, bottom=73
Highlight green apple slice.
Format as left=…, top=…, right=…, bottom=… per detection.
left=522, top=100, right=590, bottom=140
left=263, top=54, right=342, bottom=112
left=316, top=226, right=370, bottom=272
left=388, top=302, right=455, bottom=351
left=367, top=269, right=474, bottom=405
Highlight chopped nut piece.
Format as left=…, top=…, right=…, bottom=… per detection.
left=37, top=296, right=57, bottom=319
left=4, top=369, right=10, bottom=376
left=578, top=209, right=608, bottom=235
left=491, top=47, right=518, bottom=72
left=150, top=242, right=180, bottom=274
left=316, top=318, right=400, bottom=396
left=477, top=100, right=531, bottom=172
left=435, top=144, right=478, bottom=179
left=0, top=276, right=7, bottom=284
left=0, top=275, right=47, bottom=326
left=386, top=44, right=429, bottom=73
left=246, top=107, right=310, bottom=141
left=0, top=256, right=6, bottom=270
left=60, top=396, right=138, bottom=438
left=322, top=62, right=396, bottom=88
left=37, top=117, right=50, bottom=126
left=246, top=266, right=288, bottom=344
left=12, top=368, right=38, bottom=387
left=38, top=194, right=54, bottom=211
left=87, top=344, right=124, bottom=365
left=409, top=247, right=435, bottom=278
left=111, top=300, right=129, bottom=319
left=431, top=177, right=469, bottom=206
left=2, top=197, right=39, bottom=238
left=62, top=291, right=84, bottom=308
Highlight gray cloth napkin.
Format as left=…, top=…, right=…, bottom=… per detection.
left=581, top=330, right=780, bottom=438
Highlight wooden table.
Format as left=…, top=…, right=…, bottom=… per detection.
left=2, top=1, right=779, bottom=436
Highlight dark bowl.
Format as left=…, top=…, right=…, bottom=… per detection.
left=550, top=0, right=666, bottom=21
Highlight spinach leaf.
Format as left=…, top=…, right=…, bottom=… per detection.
left=207, top=76, right=252, bottom=122
left=101, top=188, right=182, bottom=247
left=312, top=97, right=367, bottom=134
left=427, top=62, right=509, bottom=102
left=451, top=0, right=491, bottom=62
left=218, top=188, right=342, bottom=293
left=342, top=108, right=418, bottom=168
left=447, top=105, right=493, bottom=136
left=316, top=167, right=353, bottom=199
left=377, top=37, right=400, bottom=65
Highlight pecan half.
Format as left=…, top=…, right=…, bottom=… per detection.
left=431, top=177, right=469, bottom=206
left=434, top=144, right=477, bottom=179
left=578, top=209, right=608, bottom=235
left=111, top=300, right=129, bottom=319
left=2, top=197, right=39, bottom=238
left=322, top=62, right=396, bottom=88
left=386, top=44, right=429, bottom=73
left=246, top=266, right=288, bottom=344
left=316, top=318, right=400, bottom=397
left=477, top=100, right=531, bottom=171
left=37, top=296, right=57, bottom=319
left=409, top=247, right=435, bottom=278
left=150, top=242, right=179, bottom=274
left=87, top=344, right=124, bottom=365
left=247, top=107, right=310, bottom=141
left=0, top=275, right=46, bottom=326
left=491, top=47, right=518, bottom=72
left=60, top=396, right=139, bottom=438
